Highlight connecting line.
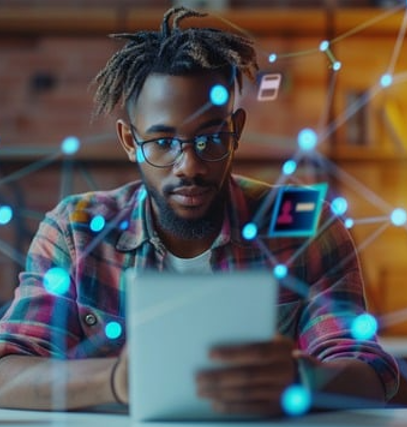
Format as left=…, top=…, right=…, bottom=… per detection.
left=379, top=307, right=407, bottom=329
left=71, top=209, right=130, bottom=277
left=317, top=69, right=339, bottom=136
left=353, top=221, right=391, bottom=254
left=182, top=102, right=213, bottom=127
left=350, top=216, right=391, bottom=225
left=314, top=152, right=395, bottom=214
left=59, top=158, right=74, bottom=201
left=14, top=208, right=45, bottom=222
left=78, top=165, right=99, bottom=192
left=283, top=219, right=388, bottom=302
left=250, top=149, right=308, bottom=226
left=393, top=70, right=407, bottom=85
left=319, top=83, right=382, bottom=146
left=331, top=3, right=406, bottom=45
left=0, top=239, right=26, bottom=267
left=286, top=212, right=337, bottom=268
left=0, top=152, right=61, bottom=187
left=386, top=5, right=407, bottom=76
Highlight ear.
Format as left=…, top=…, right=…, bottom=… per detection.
left=116, top=119, right=136, bottom=162
left=232, top=108, right=246, bottom=148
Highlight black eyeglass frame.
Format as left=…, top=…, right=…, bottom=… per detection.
left=129, top=123, right=238, bottom=168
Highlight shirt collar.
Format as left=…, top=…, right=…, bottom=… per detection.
left=115, top=185, right=153, bottom=251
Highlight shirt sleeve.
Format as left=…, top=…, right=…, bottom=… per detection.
left=294, top=208, right=399, bottom=401
left=0, top=202, right=83, bottom=359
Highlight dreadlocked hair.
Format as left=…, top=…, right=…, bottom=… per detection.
left=92, top=6, right=258, bottom=117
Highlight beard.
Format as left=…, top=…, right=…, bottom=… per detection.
left=143, top=176, right=228, bottom=240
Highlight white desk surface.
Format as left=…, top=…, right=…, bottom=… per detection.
left=1, top=407, right=407, bottom=427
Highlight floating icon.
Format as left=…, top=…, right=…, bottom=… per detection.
left=269, top=183, right=328, bottom=237
left=257, top=73, right=282, bottom=101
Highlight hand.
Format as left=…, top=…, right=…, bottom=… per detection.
left=110, top=344, right=128, bottom=405
left=196, top=335, right=297, bottom=417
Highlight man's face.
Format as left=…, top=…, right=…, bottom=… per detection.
left=118, top=72, right=245, bottom=240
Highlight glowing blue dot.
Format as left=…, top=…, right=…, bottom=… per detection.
left=282, top=160, right=297, bottom=176
left=0, top=205, right=13, bottom=225
left=90, top=215, right=105, bottom=232
left=274, top=264, right=288, bottom=279
left=210, top=84, right=229, bottom=106
left=390, top=208, right=407, bottom=226
left=344, top=218, right=354, bottom=229
left=268, top=53, right=277, bottom=63
left=319, top=40, right=330, bottom=52
left=331, top=197, right=348, bottom=216
left=333, top=61, right=342, bottom=71
left=105, top=321, right=122, bottom=340
left=119, top=220, right=129, bottom=230
left=61, top=136, right=80, bottom=155
left=136, top=148, right=146, bottom=163
left=380, top=74, right=393, bottom=88
left=43, top=267, right=70, bottom=295
left=298, top=128, right=317, bottom=151
left=281, top=384, right=311, bottom=417
left=351, top=313, right=378, bottom=340
left=242, top=223, right=258, bottom=240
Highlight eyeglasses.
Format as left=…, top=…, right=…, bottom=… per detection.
left=130, top=125, right=238, bottom=168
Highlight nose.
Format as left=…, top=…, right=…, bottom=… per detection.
left=172, top=144, right=208, bottom=178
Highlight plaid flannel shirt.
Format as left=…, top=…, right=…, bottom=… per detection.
left=0, top=175, right=399, bottom=400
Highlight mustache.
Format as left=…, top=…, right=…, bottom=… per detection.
left=163, top=178, right=216, bottom=194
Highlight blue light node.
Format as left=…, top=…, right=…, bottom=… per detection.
left=282, top=160, right=297, bottom=176
left=242, top=222, right=258, bottom=240
left=105, top=321, right=122, bottom=340
left=210, top=84, right=229, bottom=106
left=90, top=215, right=106, bottom=232
left=281, top=384, right=311, bottom=417
left=331, top=197, right=348, bottom=216
left=119, top=220, right=129, bottom=230
left=333, top=61, right=342, bottom=71
left=61, top=136, right=80, bottom=155
left=298, top=128, right=318, bottom=151
left=0, top=205, right=13, bottom=225
left=136, top=147, right=146, bottom=163
left=268, top=53, right=277, bottom=63
left=319, top=40, right=330, bottom=52
left=380, top=74, right=393, bottom=88
left=273, top=264, right=288, bottom=279
left=351, top=313, right=378, bottom=341
left=390, top=208, right=407, bottom=226
left=344, top=218, right=354, bottom=229
left=43, top=267, right=70, bottom=295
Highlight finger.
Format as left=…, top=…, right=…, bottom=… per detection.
left=210, top=337, right=294, bottom=364
left=197, top=364, right=295, bottom=388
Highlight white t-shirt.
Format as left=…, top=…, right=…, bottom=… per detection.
left=165, top=249, right=212, bottom=274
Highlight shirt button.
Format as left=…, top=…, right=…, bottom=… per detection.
left=85, top=313, right=97, bottom=326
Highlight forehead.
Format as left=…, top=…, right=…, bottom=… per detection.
left=131, top=72, right=235, bottom=131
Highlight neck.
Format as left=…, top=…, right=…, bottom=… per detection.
left=156, top=227, right=218, bottom=258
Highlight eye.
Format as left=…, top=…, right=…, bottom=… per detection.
left=154, top=138, right=178, bottom=150
left=209, top=133, right=222, bottom=145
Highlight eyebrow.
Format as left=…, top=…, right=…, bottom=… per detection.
left=144, top=117, right=231, bottom=135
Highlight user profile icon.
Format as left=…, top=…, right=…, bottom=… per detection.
left=269, top=183, right=328, bottom=237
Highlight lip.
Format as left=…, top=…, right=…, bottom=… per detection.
left=170, top=186, right=213, bottom=208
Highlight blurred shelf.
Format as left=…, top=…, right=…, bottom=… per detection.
left=0, top=6, right=405, bottom=37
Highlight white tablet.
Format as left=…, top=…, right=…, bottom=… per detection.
left=125, top=269, right=278, bottom=421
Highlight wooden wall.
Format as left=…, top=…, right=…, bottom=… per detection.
left=1, top=5, right=407, bottom=335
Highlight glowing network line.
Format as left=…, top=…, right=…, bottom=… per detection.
left=0, top=7, right=407, bottom=409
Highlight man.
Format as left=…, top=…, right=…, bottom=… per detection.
left=0, top=6, right=399, bottom=415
